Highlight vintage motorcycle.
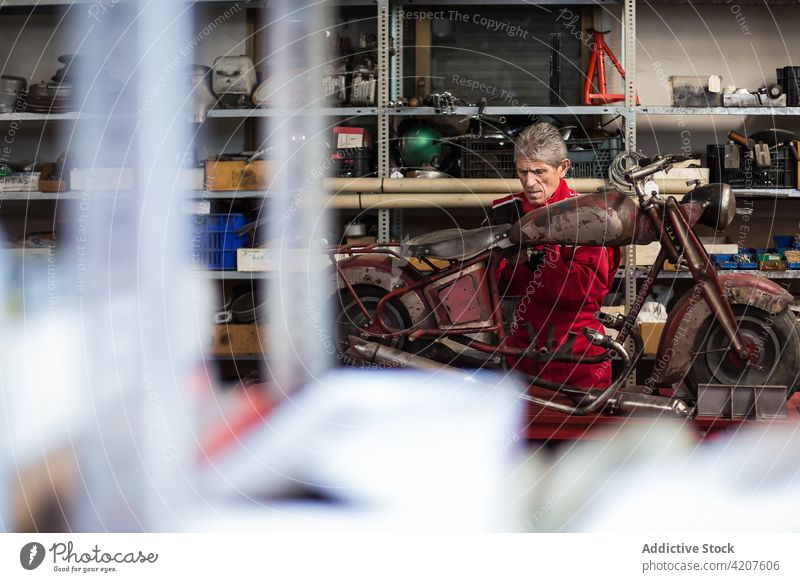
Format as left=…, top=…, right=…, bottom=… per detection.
left=330, top=155, right=800, bottom=418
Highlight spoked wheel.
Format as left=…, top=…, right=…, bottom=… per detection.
left=333, top=284, right=410, bottom=367
left=686, top=305, right=800, bottom=396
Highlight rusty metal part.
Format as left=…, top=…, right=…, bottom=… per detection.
left=539, top=389, right=693, bottom=417
left=405, top=223, right=512, bottom=261
left=422, top=262, right=495, bottom=330
left=510, top=191, right=706, bottom=247
left=664, top=198, right=749, bottom=360
left=519, top=332, right=632, bottom=416
left=333, top=251, right=433, bottom=328
left=653, top=273, right=794, bottom=385
left=348, top=336, right=448, bottom=371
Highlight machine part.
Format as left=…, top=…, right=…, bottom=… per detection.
left=584, top=29, right=640, bottom=105
left=511, top=190, right=709, bottom=247
left=333, top=285, right=410, bottom=365
left=333, top=253, right=433, bottom=327
left=351, top=72, right=377, bottom=106
left=343, top=220, right=367, bottom=237
left=212, top=55, right=257, bottom=108
left=397, top=122, right=444, bottom=168
left=26, top=82, right=72, bottom=113
left=347, top=335, right=449, bottom=372
left=754, top=142, right=771, bottom=167
left=686, top=305, right=800, bottom=396
left=229, top=292, right=267, bottom=324
left=187, top=65, right=216, bottom=122
left=723, top=141, right=740, bottom=169
left=751, top=128, right=795, bottom=147
left=768, top=83, right=784, bottom=99
left=422, top=262, right=494, bottom=330
left=0, top=76, right=26, bottom=113
left=608, top=151, right=645, bottom=191
left=723, top=92, right=786, bottom=107
left=405, top=223, right=512, bottom=261
left=727, top=130, right=754, bottom=150
left=696, top=384, right=787, bottom=419
left=518, top=331, right=632, bottom=416
left=404, top=169, right=449, bottom=179
left=555, top=389, right=692, bottom=417
left=654, top=273, right=794, bottom=386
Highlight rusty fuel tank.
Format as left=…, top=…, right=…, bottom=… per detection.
left=508, top=191, right=705, bottom=247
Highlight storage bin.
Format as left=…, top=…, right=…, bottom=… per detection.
left=707, top=144, right=796, bottom=188
left=566, top=136, right=625, bottom=180
left=193, top=213, right=248, bottom=270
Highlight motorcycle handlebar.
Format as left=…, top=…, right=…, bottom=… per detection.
left=625, top=155, right=678, bottom=183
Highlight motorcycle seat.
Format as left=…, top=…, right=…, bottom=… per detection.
left=403, top=223, right=512, bottom=261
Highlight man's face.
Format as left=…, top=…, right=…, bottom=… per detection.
left=515, top=158, right=569, bottom=207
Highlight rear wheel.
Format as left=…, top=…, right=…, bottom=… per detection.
left=686, top=305, right=800, bottom=396
left=333, top=284, right=410, bottom=367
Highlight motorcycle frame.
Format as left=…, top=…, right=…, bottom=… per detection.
left=332, top=173, right=761, bottom=413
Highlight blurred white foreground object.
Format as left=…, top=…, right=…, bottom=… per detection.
left=536, top=421, right=800, bottom=532
left=198, top=369, right=523, bottom=531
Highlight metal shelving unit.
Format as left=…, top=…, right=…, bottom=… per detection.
left=615, top=269, right=800, bottom=280
left=638, top=106, right=800, bottom=116
left=196, top=271, right=271, bottom=279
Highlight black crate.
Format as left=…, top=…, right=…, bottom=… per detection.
left=459, top=135, right=624, bottom=179
left=330, top=148, right=373, bottom=178
left=460, top=138, right=516, bottom=178
left=707, top=144, right=796, bottom=188
left=566, top=136, right=624, bottom=179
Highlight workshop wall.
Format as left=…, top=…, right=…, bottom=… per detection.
left=631, top=4, right=800, bottom=154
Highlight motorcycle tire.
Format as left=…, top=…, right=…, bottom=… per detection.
left=332, top=284, right=411, bottom=368
left=685, top=305, right=800, bottom=397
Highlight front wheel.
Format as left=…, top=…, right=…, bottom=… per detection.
left=686, top=305, right=800, bottom=396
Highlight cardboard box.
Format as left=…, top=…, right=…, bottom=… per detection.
left=0, top=172, right=39, bottom=192
left=237, top=248, right=332, bottom=272
left=205, top=160, right=275, bottom=191
left=639, top=321, right=665, bottom=355
left=209, top=323, right=268, bottom=356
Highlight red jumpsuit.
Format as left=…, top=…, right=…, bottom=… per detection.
left=492, top=179, right=621, bottom=389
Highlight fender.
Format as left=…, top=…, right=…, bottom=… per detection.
left=650, top=273, right=794, bottom=385
left=331, top=253, right=434, bottom=326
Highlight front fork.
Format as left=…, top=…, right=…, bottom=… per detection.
left=639, top=195, right=751, bottom=361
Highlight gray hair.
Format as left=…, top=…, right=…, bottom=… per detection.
left=514, top=123, right=568, bottom=167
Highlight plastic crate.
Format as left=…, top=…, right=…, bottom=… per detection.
left=735, top=249, right=759, bottom=270
left=707, top=144, right=796, bottom=188
left=566, top=136, right=625, bottom=179
left=460, top=137, right=516, bottom=178
left=711, top=253, right=738, bottom=269
left=331, top=148, right=373, bottom=178
left=193, top=213, right=248, bottom=270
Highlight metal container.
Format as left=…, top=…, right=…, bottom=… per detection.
left=187, top=65, right=216, bottom=122
left=0, top=76, right=26, bottom=113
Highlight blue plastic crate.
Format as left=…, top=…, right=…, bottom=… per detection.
left=774, top=235, right=794, bottom=249
left=193, top=213, right=248, bottom=270
left=711, top=253, right=737, bottom=270
left=735, top=248, right=758, bottom=269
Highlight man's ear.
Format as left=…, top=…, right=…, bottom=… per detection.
left=559, top=158, right=571, bottom=177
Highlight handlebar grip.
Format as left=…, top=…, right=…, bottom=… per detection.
left=728, top=130, right=753, bottom=150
